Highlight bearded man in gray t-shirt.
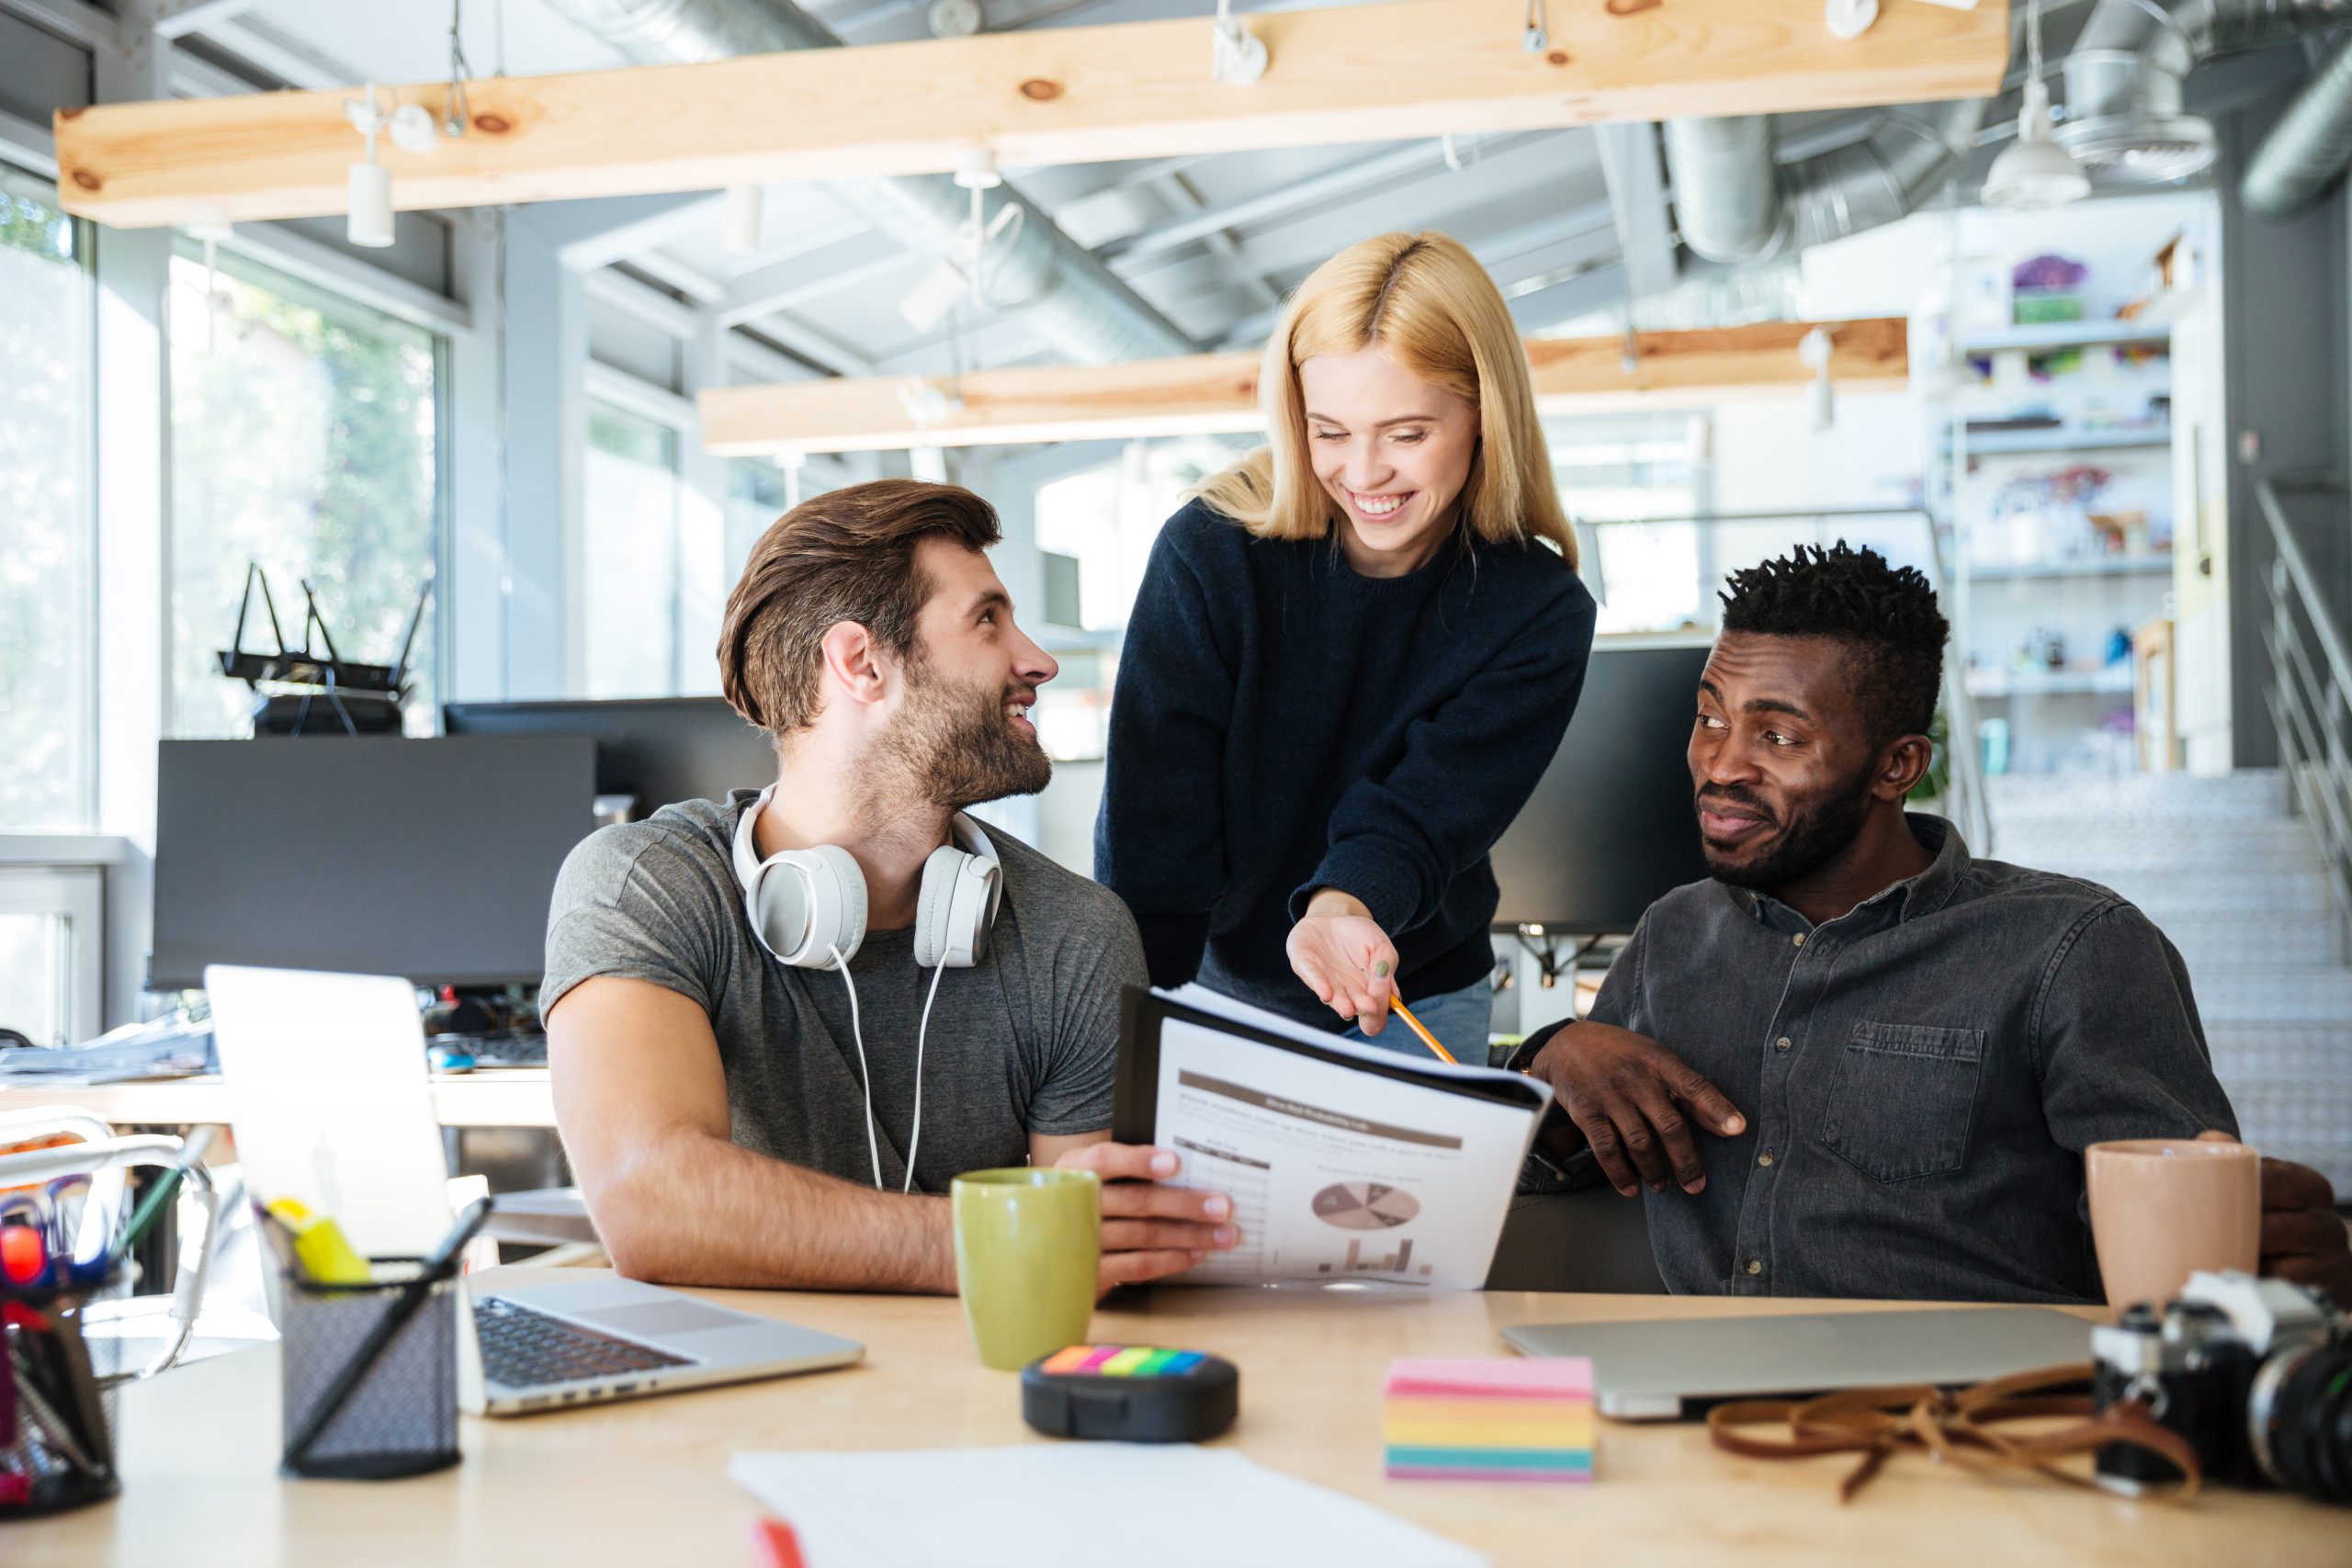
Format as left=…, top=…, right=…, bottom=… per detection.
left=543, top=479, right=1238, bottom=1293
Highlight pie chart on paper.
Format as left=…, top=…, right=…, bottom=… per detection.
left=1310, top=1181, right=1420, bottom=1231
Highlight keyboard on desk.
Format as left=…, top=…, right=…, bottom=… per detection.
left=430, top=1029, right=548, bottom=1068
left=473, top=1294, right=694, bottom=1389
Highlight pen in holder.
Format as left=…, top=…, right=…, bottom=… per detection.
left=0, top=1128, right=222, bottom=1519
left=267, top=1197, right=490, bottom=1481
left=3, top=1268, right=130, bottom=1517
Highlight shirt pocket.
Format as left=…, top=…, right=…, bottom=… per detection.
left=1814, top=1021, right=1985, bottom=1183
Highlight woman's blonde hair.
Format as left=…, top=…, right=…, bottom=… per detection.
left=1193, top=231, right=1576, bottom=566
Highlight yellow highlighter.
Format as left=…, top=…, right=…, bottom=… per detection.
left=266, top=1198, right=373, bottom=1285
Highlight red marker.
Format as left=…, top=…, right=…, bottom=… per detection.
left=1, top=1224, right=46, bottom=1288
left=751, top=1517, right=808, bottom=1568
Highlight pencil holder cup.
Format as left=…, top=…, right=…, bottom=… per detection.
left=277, top=1260, right=460, bottom=1481
left=0, top=1131, right=221, bottom=1520
left=1, top=1279, right=128, bottom=1517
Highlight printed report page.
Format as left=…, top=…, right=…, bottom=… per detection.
left=1149, top=987, right=1546, bottom=1289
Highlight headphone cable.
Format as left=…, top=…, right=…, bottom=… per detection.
left=903, top=959, right=948, bottom=1194
left=832, top=945, right=886, bottom=1191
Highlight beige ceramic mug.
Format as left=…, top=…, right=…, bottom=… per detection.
left=2086, top=1137, right=2260, bottom=1310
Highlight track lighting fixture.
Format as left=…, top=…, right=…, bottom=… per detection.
left=1799, top=326, right=1836, bottom=432
left=1211, top=0, right=1267, bottom=85
left=899, top=151, right=1025, bottom=329
left=1982, top=0, right=2088, bottom=211
left=342, top=85, right=436, bottom=248
left=726, top=186, right=764, bottom=254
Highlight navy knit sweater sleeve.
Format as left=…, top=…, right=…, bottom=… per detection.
left=1089, top=516, right=1237, bottom=987
left=1095, top=500, right=1596, bottom=1031
left=1298, top=597, right=1593, bottom=938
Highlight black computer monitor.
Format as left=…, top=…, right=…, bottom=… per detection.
left=1488, top=641, right=1713, bottom=935
left=150, top=734, right=598, bottom=992
left=442, top=697, right=775, bottom=817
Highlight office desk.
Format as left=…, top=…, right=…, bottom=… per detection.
left=13, top=1276, right=2340, bottom=1568
left=0, top=1069, right=555, bottom=1129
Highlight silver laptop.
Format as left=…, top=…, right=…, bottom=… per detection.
left=1503, top=1307, right=2094, bottom=1420
left=206, top=964, right=864, bottom=1417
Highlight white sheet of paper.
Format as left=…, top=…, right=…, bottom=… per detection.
left=729, top=1445, right=1487, bottom=1568
left=1149, top=985, right=1547, bottom=1289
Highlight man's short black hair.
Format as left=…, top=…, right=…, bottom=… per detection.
left=1717, top=541, right=1950, bottom=747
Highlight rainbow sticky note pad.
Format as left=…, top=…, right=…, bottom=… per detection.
left=1382, top=1357, right=1594, bottom=1483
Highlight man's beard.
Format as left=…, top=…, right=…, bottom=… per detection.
left=867, top=657, right=1053, bottom=812
left=1697, top=765, right=1875, bottom=892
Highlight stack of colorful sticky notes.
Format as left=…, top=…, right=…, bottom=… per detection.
left=1381, top=1357, right=1594, bottom=1483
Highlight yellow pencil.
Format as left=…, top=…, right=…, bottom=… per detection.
left=1388, top=1000, right=1458, bottom=1066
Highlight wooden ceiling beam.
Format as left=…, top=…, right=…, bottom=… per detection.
left=699, top=318, right=1909, bottom=457
left=54, top=0, right=2009, bottom=230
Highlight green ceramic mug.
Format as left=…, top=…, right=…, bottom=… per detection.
left=951, top=1168, right=1100, bottom=1371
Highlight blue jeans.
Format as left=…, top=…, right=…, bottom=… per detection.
left=1343, top=976, right=1493, bottom=1063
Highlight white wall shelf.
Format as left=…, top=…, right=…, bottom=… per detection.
left=1971, top=557, right=2176, bottom=581
left=1967, top=667, right=2136, bottom=698
left=1958, top=321, right=2174, bottom=355
left=1961, top=425, right=2171, bottom=455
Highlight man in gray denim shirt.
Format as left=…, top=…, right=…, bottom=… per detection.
left=1516, top=544, right=2352, bottom=1307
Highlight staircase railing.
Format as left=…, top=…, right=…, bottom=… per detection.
left=2254, top=476, right=2352, bottom=953
left=1578, top=506, right=1993, bottom=853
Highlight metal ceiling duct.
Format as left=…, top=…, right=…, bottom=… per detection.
left=1666, top=0, right=2352, bottom=270
left=1659, top=118, right=1781, bottom=264
left=2245, top=29, right=2352, bottom=215
left=540, top=0, right=1194, bottom=363
left=1662, top=96, right=1991, bottom=267
left=2058, top=0, right=2352, bottom=187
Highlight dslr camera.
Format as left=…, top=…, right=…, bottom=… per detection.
left=2091, top=1270, right=2351, bottom=1505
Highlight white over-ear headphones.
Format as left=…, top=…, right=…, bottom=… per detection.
left=731, top=786, right=1002, bottom=1192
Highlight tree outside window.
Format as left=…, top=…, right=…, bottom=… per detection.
left=168, top=249, right=441, bottom=738
left=0, top=170, right=94, bottom=829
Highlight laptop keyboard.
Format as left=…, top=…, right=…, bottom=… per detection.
left=474, top=1295, right=694, bottom=1388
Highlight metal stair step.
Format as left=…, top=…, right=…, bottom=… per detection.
left=2211, top=1031, right=2352, bottom=1193
left=2082, top=869, right=2332, bottom=917
left=1987, top=770, right=2287, bottom=820
left=1991, top=818, right=2318, bottom=875
left=2151, top=912, right=2337, bottom=971
left=2191, top=971, right=2352, bottom=1025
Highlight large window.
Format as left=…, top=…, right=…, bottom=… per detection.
left=0, top=169, right=94, bottom=829
left=168, top=249, right=442, bottom=737
left=1035, top=438, right=1238, bottom=635
left=583, top=402, right=686, bottom=697
left=1030, top=438, right=1239, bottom=762
left=727, top=457, right=793, bottom=586
left=1551, top=414, right=1708, bottom=636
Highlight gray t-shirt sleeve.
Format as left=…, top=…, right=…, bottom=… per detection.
left=1022, top=880, right=1149, bottom=1138
left=541, top=824, right=729, bottom=1018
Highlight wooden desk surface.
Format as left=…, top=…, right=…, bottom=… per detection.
left=0, top=1070, right=554, bottom=1129
left=12, top=1277, right=2341, bottom=1568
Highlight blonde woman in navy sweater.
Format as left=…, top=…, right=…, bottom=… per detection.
left=1096, top=231, right=1596, bottom=1059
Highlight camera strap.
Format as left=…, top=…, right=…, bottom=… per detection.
left=1706, top=1362, right=2206, bottom=1504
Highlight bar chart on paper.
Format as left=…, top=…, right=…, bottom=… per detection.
left=1316, top=1236, right=1432, bottom=1280
left=1309, top=1182, right=1432, bottom=1279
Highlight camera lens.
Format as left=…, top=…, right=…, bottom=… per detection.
left=2253, top=1339, right=2352, bottom=1506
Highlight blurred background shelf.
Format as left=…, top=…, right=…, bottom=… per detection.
left=1971, top=557, right=2175, bottom=581
left=1957, top=321, right=2175, bottom=355
left=1962, top=425, right=2171, bottom=454
left=1967, top=667, right=2137, bottom=697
